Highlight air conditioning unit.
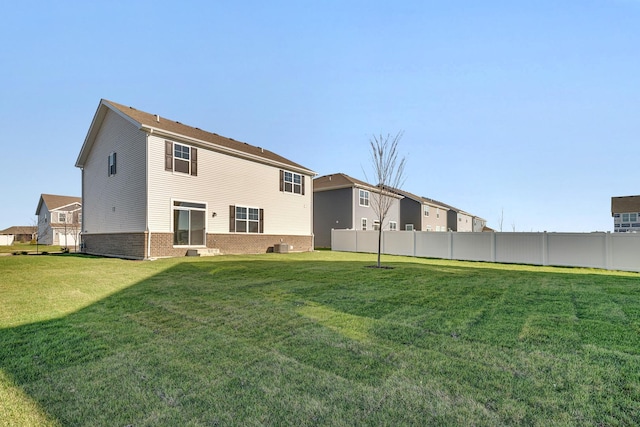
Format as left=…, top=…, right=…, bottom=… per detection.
left=274, top=243, right=289, bottom=253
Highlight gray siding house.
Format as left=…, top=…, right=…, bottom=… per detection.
left=75, top=99, right=316, bottom=259
left=313, top=173, right=402, bottom=248
left=388, top=188, right=450, bottom=232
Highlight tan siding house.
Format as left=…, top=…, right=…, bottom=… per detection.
left=35, top=194, right=82, bottom=247
left=76, top=99, right=316, bottom=259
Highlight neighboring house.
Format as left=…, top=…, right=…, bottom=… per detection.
left=385, top=188, right=449, bottom=232
left=75, top=99, right=316, bottom=259
left=0, top=226, right=37, bottom=245
left=313, top=173, right=402, bottom=248
left=436, top=202, right=474, bottom=232
left=472, top=215, right=488, bottom=232
left=611, top=195, right=640, bottom=233
left=35, top=194, right=82, bottom=246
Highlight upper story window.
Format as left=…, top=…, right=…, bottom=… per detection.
left=58, top=212, right=66, bottom=223
left=436, top=208, right=440, bottom=218
left=165, top=141, right=198, bottom=176
left=359, top=189, right=370, bottom=207
left=280, top=170, right=305, bottom=195
left=389, top=221, right=397, bottom=231
left=423, top=205, right=429, bottom=216
left=622, top=213, right=638, bottom=222
left=108, top=152, right=117, bottom=176
left=405, top=224, right=414, bottom=231
left=361, top=218, right=367, bottom=230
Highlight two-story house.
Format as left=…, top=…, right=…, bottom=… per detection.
left=437, top=202, right=474, bottom=232
left=75, top=99, right=316, bottom=259
left=35, top=194, right=82, bottom=247
left=313, top=173, right=402, bottom=248
left=385, top=188, right=450, bottom=232
left=612, top=195, right=640, bottom=233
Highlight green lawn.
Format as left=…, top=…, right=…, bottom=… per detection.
left=1, top=252, right=639, bottom=426
left=0, top=243, right=64, bottom=254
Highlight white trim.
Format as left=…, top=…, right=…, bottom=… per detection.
left=170, top=198, right=208, bottom=247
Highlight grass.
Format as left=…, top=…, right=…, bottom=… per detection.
left=0, top=251, right=639, bottom=426
left=0, top=243, right=64, bottom=254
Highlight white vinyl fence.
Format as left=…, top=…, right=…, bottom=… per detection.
left=331, top=230, right=640, bottom=272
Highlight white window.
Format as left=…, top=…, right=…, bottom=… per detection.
left=423, top=205, right=429, bottom=216
left=234, top=206, right=262, bottom=233
left=622, top=213, right=638, bottom=222
left=108, top=152, right=117, bottom=176
left=281, top=170, right=304, bottom=194
left=173, top=201, right=206, bottom=246
left=389, top=221, right=397, bottom=231
left=427, top=225, right=433, bottom=231
left=373, top=220, right=380, bottom=231
left=359, top=190, right=369, bottom=207
left=166, top=141, right=197, bottom=176
left=58, top=212, right=67, bottom=223
left=361, top=218, right=367, bottom=230
left=437, top=208, right=440, bottom=219
left=405, top=224, right=414, bottom=231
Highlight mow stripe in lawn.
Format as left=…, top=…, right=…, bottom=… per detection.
left=0, top=252, right=639, bottom=426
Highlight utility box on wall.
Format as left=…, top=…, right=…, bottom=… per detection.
left=274, top=243, right=289, bottom=253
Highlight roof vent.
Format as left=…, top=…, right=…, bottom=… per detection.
left=154, top=114, right=160, bottom=122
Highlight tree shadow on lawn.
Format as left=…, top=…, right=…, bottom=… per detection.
left=1, top=257, right=639, bottom=426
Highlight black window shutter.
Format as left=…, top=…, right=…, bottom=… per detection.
left=190, top=147, right=198, bottom=176
left=279, top=170, right=284, bottom=192
left=259, top=209, right=264, bottom=234
left=108, top=155, right=111, bottom=176
left=165, top=141, right=173, bottom=171
left=229, top=205, right=235, bottom=232
left=301, top=175, right=305, bottom=195
left=112, top=152, right=116, bottom=175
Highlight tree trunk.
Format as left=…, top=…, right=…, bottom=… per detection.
left=377, top=227, right=382, bottom=267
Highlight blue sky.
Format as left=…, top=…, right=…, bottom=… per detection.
left=1, top=1, right=638, bottom=232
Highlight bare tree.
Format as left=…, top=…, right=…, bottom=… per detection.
left=365, top=131, right=407, bottom=268
left=499, top=208, right=504, bottom=232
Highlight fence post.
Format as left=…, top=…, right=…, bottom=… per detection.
left=413, top=230, right=417, bottom=257
left=542, top=232, right=548, bottom=266
left=605, top=232, right=612, bottom=271
left=491, top=232, right=496, bottom=262
left=448, top=232, right=454, bottom=260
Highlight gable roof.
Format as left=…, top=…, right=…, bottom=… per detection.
left=384, top=187, right=450, bottom=210
left=35, top=194, right=82, bottom=215
left=0, top=226, right=37, bottom=235
left=611, top=195, right=640, bottom=215
left=76, top=99, right=315, bottom=175
left=313, top=173, right=402, bottom=199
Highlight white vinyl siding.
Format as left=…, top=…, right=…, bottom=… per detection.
left=147, top=134, right=313, bottom=236
left=82, top=110, right=147, bottom=233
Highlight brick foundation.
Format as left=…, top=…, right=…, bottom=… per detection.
left=82, top=232, right=313, bottom=259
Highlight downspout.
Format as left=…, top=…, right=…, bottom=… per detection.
left=80, top=168, right=85, bottom=252
left=145, top=129, right=153, bottom=259
left=309, top=176, right=314, bottom=251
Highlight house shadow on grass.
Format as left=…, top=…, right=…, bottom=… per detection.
left=1, top=256, right=639, bottom=426
left=0, top=258, right=411, bottom=426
